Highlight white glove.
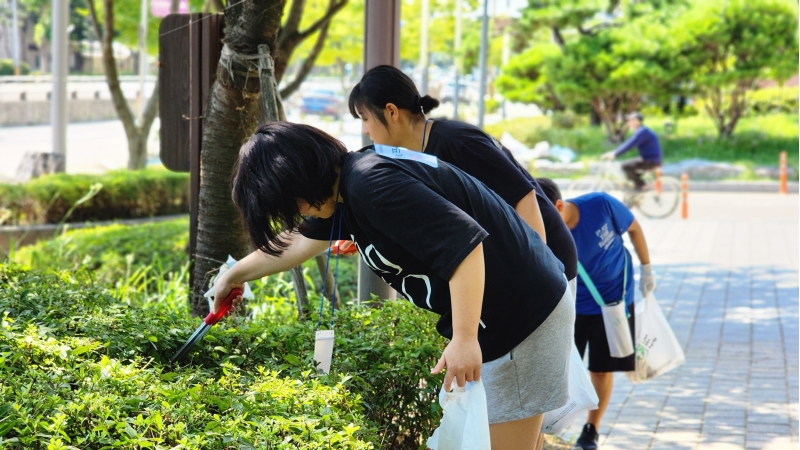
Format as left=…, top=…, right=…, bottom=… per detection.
left=601, top=151, right=616, bottom=161
left=640, top=264, right=656, bottom=298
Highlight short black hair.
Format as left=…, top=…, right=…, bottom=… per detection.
left=348, top=65, right=440, bottom=127
left=232, top=122, right=347, bottom=256
left=536, top=178, right=562, bottom=205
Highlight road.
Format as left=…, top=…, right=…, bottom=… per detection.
left=0, top=114, right=365, bottom=182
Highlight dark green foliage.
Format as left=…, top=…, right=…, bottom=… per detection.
left=0, top=169, right=189, bottom=226
left=0, top=264, right=447, bottom=449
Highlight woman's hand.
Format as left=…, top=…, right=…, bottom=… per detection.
left=431, top=336, right=483, bottom=391
left=212, top=270, right=245, bottom=314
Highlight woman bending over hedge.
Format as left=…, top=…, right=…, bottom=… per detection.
left=213, top=122, right=574, bottom=449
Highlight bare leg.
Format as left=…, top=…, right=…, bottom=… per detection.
left=587, top=371, right=614, bottom=428
left=490, top=413, right=543, bottom=450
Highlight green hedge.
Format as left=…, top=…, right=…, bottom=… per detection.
left=11, top=218, right=362, bottom=310
left=747, top=86, right=799, bottom=116
left=485, top=112, right=799, bottom=178
left=0, top=59, right=30, bottom=75
left=0, top=264, right=447, bottom=449
left=0, top=169, right=190, bottom=226
left=13, top=218, right=190, bottom=287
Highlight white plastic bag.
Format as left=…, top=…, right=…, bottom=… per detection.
left=600, top=300, right=634, bottom=358
left=626, top=294, right=685, bottom=383
left=426, top=380, right=491, bottom=450
left=541, top=345, right=599, bottom=434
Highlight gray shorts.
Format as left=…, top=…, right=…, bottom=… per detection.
left=482, top=284, right=576, bottom=424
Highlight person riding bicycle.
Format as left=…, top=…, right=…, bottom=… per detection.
left=601, top=112, right=662, bottom=191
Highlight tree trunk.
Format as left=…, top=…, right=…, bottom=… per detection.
left=290, top=266, right=310, bottom=318
left=190, top=0, right=287, bottom=316
left=87, top=0, right=159, bottom=170
left=127, top=134, right=147, bottom=170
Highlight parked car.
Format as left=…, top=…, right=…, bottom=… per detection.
left=300, top=89, right=342, bottom=118
left=439, top=81, right=478, bottom=104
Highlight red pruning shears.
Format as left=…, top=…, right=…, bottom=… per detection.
left=331, top=240, right=358, bottom=256
left=170, top=288, right=242, bottom=363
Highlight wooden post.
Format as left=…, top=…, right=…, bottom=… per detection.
left=655, top=167, right=662, bottom=194
left=358, top=0, right=401, bottom=304
left=681, top=173, right=689, bottom=220
left=779, top=151, right=788, bottom=195
left=158, top=13, right=224, bottom=292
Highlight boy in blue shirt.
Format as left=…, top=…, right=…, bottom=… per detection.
left=537, top=179, right=656, bottom=450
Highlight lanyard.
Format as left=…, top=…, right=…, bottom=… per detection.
left=576, top=251, right=628, bottom=309
left=421, top=118, right=430, bottom=152
left=317, top=204, right=343, bottom=329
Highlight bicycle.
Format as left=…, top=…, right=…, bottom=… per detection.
left=566, top=161, right=681, bottom=219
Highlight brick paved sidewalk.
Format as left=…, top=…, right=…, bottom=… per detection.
left=558, top=193, right=798, bottom=450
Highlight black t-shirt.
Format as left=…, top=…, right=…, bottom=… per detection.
left=301, top=148, right=567, bottom=363
left=424, top=119, right=578, bottom=280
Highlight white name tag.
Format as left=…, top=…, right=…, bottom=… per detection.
left=313, top=329, right=335, bottom=375
left=374, top=144, right=439, bottom=168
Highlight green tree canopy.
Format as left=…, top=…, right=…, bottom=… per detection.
left=677, top=0, right=798, bottom=138
left=500, top=0, right=689, bottom=142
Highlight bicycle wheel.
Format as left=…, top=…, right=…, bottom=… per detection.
left=636, top=177, right=681, bottom=219
left=567, top=177, right=612, bottom=196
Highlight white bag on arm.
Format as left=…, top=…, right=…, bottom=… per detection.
left=541, top=344, right=599, bottom=434
left=577, top=256, right=634, bottom=358
left=426, top=380, right=491, bottom=450
left=626, top=293, right=685, bottom=383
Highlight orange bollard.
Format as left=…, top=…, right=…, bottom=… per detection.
left=655, top=167, right=663, bottom=194
left=681, top=173, right=689, bottom=219
left=779, top=151, right=788, bottom=195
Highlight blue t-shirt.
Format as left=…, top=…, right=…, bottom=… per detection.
left=612, top=126, right=662, bottom=164
left=568, top=193, right=635, bottom=315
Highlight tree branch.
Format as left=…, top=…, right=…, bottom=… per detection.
left=86, top=0, right=103, bottom=41
left=551, top=26, right=565, bottom=48
left=278, top=0, right=306, bottom=47
left=98, top=0, right=136, bottom=139
left=140, top=77, right=160, bottom=136
left=297, top=0, right=347, bottom=40
left=279, top=13, right=331, bottom=99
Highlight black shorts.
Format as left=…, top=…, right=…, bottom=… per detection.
left=574, top=308, right=635, bottom=373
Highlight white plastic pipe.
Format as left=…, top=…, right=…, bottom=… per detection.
left=51, top=0, right=69, bottom=163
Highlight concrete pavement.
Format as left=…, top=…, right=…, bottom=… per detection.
left=558, top=192, right=799, bottom=450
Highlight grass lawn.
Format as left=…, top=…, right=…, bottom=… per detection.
left=485, top=113, right=799, bottom=180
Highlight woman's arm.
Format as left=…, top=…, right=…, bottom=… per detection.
left=515, top=190, right=547, bottom=243
left=432, top=243, right=485, bottom=391
left=626, top=218, right=650, bottom=265
left=212, top=231, right=329, bottom=313
left=628, top=217, right=657, bottom=297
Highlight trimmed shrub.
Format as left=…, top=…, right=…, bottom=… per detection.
left=747, top=86, right=799, bottom=116
left=13, top=218, right=190, bottom=286
left=0, top=169, right=189, bottom=226
left=0, top=58, right=30, bottom=75
left=0, top=264, right=447, bottom=449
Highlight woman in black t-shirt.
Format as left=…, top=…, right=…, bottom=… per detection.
left=214, top=122, right=574, bottom=450
left=347, top=65, right=578, bottom=288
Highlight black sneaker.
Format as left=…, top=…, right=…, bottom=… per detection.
left=573, top=423, right=599, bottom=450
